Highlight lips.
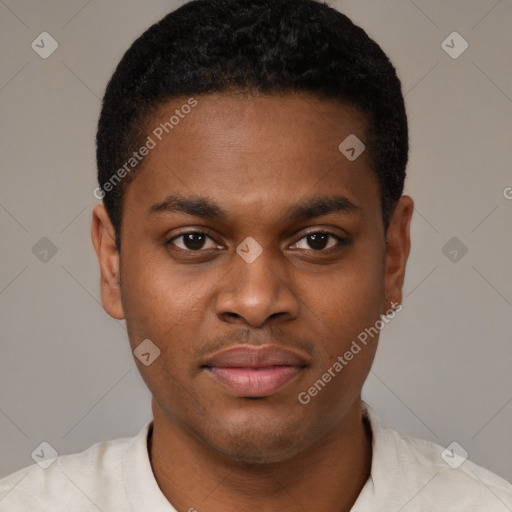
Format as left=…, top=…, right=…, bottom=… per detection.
left=202, top=345, right=308, bottom=397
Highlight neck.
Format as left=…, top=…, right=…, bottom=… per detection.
left=148, top=400, right=372, bottom=512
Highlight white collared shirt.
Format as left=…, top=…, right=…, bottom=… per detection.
left=1, top=403, right=511, bottom=511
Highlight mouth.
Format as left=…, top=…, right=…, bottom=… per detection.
left=201, top=345, right=308, bottom=397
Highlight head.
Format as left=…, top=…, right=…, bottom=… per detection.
left=92, top=0, right=413, bottom=463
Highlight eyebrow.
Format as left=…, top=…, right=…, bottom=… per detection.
left=147, top=193, right=359, bottom=222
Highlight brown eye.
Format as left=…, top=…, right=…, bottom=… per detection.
left=167, top=232, right=219, bottom=251
left=292, top=232, right=348, bottom=251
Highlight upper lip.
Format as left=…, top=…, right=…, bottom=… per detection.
left=202, top=345, right=309, bottom=369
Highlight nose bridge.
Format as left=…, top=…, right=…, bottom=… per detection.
left=235, top=242, right=281, bottom=298
left=215, top=238, right=299, bottom=326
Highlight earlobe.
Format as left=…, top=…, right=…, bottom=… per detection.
left=383, top=195, right=414, bottom=312
left=91, top=204, right=125, bottom=320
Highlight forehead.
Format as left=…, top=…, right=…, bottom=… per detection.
left=145, top=92, right=369, bottom=154
left=124, top=92, right=380, bottom=224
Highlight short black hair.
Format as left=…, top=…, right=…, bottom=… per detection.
left=96, top=0, right=408, bottom=250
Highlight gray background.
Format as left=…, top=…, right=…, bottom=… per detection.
left=1, top=0, right=511, bottom=483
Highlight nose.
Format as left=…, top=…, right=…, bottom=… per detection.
left=214, top=242, right=300, bottom=328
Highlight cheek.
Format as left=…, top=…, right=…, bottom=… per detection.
left=119, top=257, right=207, bottom=406
left=302, top=272, right=382, bottom=409
left=305, top=246, right=384, bottom=387
left=120, top=252, right=186, bottom=348
left=120, top=249, right=218, bottom=362
left=318, top=254, right=384, bottom=334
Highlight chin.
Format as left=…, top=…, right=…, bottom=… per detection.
left=197, top=413, right=313, bottom=465
left=211, top=436, right=302, bottom=466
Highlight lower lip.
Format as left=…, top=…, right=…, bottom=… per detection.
left=206, top=366, right=302, bottom=397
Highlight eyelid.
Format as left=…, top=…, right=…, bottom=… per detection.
left=297, top=227, right=350, bottom=241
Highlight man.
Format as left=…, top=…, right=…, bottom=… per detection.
left=1, top=0, right=511, bottom=510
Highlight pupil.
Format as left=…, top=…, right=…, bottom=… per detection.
left=185, top=233, right=205, bottom=250
left=308, top=233, right=328, bottom=250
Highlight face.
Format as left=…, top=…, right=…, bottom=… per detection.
left=92, top=92, right=413, bottom=464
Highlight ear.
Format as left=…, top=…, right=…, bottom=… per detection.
left=383, top=195, right=414, bottom=312
left=91, top=203, right=125, bottom=320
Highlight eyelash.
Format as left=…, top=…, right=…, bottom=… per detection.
left=166, top=230, right=349, bottom=253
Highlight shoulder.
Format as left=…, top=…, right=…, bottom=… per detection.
left=0, top=428, right=144, bottom=512
left=366, top=406, right=512, bottom=510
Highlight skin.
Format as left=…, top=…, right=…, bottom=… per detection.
left=92, top=92, right=414, bottom=512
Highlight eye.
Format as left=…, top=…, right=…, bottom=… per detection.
left=291, top=231, right=348, bottom=252
left=167, top=231, right=220, bottom=252
left=167, top=230, right=349, bottom=254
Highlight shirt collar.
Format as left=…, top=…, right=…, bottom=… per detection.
left=351, top=400, right=399, bottom=509
left=122, top=420, right=177, bottom=512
